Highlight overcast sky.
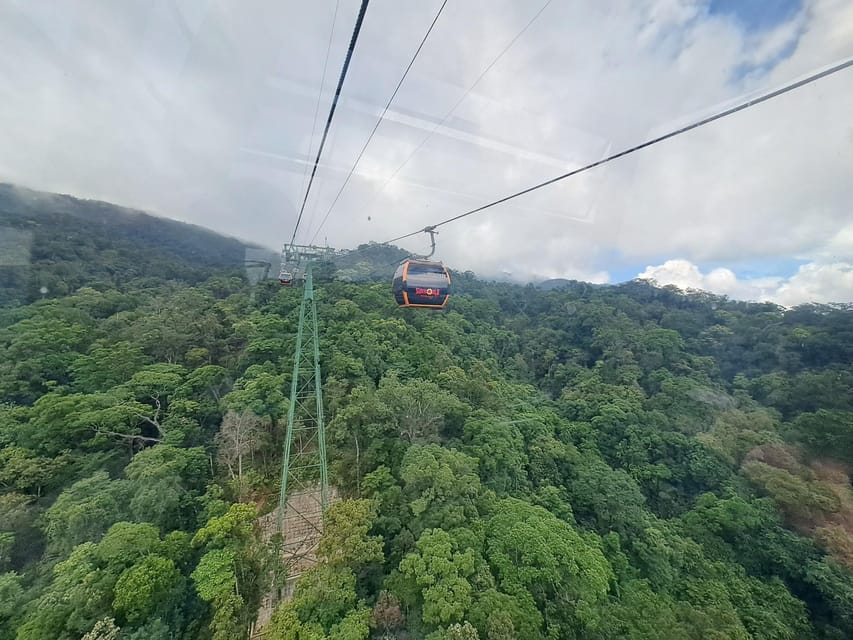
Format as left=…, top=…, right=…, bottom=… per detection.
left=1, top=0, right=851, bottom=305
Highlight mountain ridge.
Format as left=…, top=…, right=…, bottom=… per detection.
left=0, top=183, right=270, bottom=304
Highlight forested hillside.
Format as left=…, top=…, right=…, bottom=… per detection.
left=1, top=203, right=852, bottom=640
left=0, top=184, right=257, bottom=304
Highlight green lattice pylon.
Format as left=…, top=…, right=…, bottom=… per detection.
left=278, top=265, right=328, bottom=577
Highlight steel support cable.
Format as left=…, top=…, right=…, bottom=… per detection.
left=289, top=0, right=371, bottom=249
left=297, top=0, right=341, bottom=211
left=376, top=56, right=853, bottom=246
left=344, top=0, right=554, bottom=232
left=308, top=0, right=450, bottom=245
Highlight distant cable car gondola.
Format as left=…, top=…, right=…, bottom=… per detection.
left=392, top=259, right=451, bottom=308
left=279, top=270, right=293, bottom=286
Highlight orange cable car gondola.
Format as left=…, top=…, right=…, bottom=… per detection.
left=391, top=227, right=450, bottom=308
left=392, top=259, right=451, bottom=308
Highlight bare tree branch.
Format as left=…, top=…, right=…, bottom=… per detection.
left=92, top=426, right=162, bottom=444
left=135, top=397, right=165, bottom=437
left=215, top=409, right=264, bottom=501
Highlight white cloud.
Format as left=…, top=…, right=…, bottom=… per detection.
left=638, top=258, right=853, bottom=305
left=820, top=223, right=853, bottom=261
left=0, top=0, right=851, bottom=298
left=774, top=261, right=853, bottom=306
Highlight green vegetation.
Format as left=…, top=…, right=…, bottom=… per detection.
left=0, top=183, right=253, bottom=305
left=0, top=194, right=852, bottom=639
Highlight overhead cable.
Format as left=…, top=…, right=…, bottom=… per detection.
left=351, top=0, right=554, bottom=225
left=380, top=56, right=853, bottom=244
left=289, top=0, right=371, bottom=248
left=296, top=1, right=341, bottom=208
left=308, top=0, right=450, bottom=245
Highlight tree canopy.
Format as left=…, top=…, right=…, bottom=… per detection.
left=1, top=199, right=852, bottom=639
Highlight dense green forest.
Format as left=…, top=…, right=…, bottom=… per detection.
left=1, top=192, right=852, bottom=640
left=0, top=184, right=256, bottom=304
